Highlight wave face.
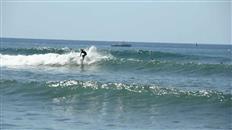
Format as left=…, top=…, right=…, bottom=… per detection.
left=1, top=79, right=232, bottom=130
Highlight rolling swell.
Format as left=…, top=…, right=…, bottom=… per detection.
left=1, top=79, right=231, bottom=104
left=99, top=59, right=232, bottom=76
left=108, top=50, right=232, bottom=63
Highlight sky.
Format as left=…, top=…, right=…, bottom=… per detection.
left=1, top=0, right=231, bottom=44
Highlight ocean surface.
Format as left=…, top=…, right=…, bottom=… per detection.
left=0, top=38, right=231, bottom=130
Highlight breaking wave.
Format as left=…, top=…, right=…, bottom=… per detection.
left=1, top=79, right=231, bottom=104
left=0, top=46, right=111, bottom=66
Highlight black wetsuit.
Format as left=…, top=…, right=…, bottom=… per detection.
left=80, top=50, right=87, bottom=60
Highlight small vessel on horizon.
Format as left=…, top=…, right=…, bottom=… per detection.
left=111, top=42, right=132, bottom=47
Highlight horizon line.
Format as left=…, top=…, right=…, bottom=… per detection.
left=1, top=37, right=231, bottom=45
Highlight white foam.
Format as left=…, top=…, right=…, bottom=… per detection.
left=0, top=46, right=111, bottom=67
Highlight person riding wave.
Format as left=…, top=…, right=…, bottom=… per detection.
left=80, top=49, right=87, bottom=61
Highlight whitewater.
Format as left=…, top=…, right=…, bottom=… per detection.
left=0, top=46, right=111, bottom=66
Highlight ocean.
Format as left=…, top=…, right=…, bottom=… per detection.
left=0, top=38, right=231, bottom=130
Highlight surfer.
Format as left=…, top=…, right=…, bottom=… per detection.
left=80, top=49, right=87, bottom=61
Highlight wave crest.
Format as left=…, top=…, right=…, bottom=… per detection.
left=46, top=80, right=231, bottom=102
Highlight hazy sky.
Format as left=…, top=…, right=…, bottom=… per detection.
left=1, top=1, right=231, bottom=44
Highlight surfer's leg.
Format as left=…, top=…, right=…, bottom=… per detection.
left=82, top=56, right=85, bottom=61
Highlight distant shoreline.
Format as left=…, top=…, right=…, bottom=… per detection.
left=0, top=37, right=231, bottom=46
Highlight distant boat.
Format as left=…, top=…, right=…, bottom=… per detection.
left=111, top=43, right=132, bottom=47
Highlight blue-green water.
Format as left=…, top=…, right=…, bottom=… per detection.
left=0, top=38, right=232, bottom=130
